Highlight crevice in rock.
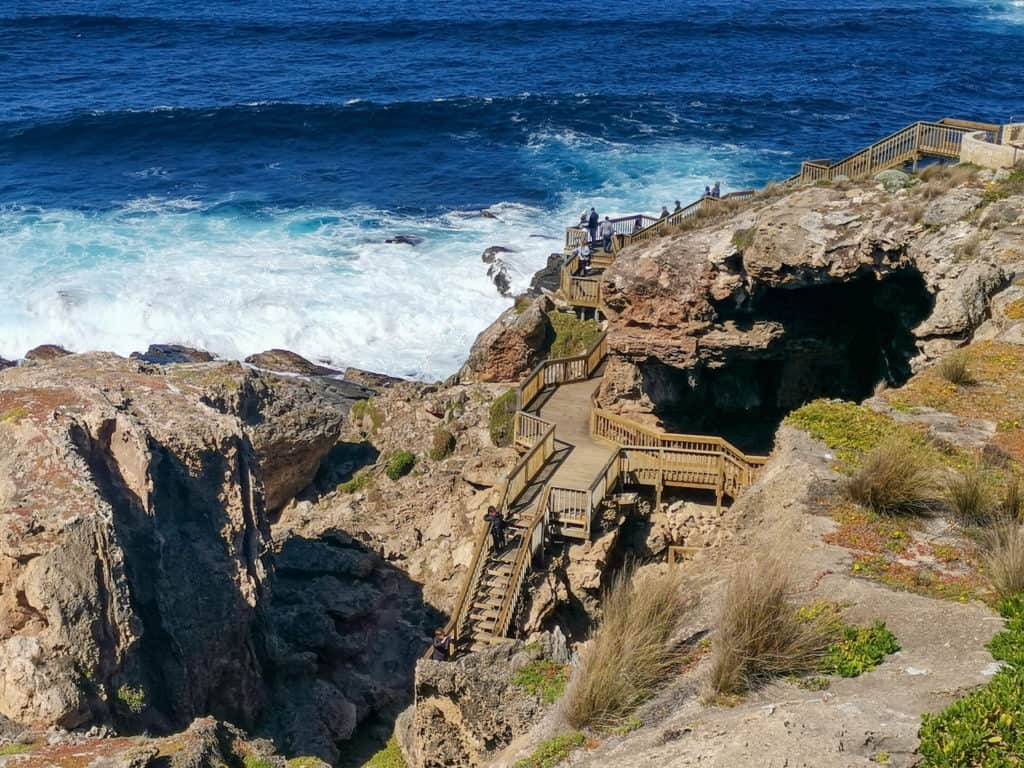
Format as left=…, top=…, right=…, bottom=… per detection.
left=646, top=268, right=934, bottom=453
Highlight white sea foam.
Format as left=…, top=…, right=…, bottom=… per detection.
left=0, top=140, right=778, bottom=379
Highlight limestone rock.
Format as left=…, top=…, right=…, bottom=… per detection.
left=487, top=257, right=513, bottom=297
left=24, top=345, right=70, bottom=361
left=461, top=295, right=553, bottom=383
left=461, top=448, right=518, bottom=488
left=528, top=253, right=563, bottom=295
left=923, top=188, right=983, bottom=227
left=0, top=358, right=14, bottom=370
left=385, top=235, right=424, bottom=246
left=914, top=261, right=1007, bottom=339
left=404, top=642, right=547, bottom=768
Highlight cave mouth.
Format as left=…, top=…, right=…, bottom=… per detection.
left=644, top=269, right=934, bottom=454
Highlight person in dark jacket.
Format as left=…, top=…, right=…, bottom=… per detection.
left=633, top=215, right=643, bottom=232
left=674, top=200, right=682, bottom=211
left=431, top=627, right=452, bottom=660
left=484, top=505, right=506, bottom=551
left=587, top=207, right=599, bottom=244
left=712, top=181, right=721, bottom=198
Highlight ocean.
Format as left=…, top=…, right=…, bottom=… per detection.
left=2, top=0, right=1022, bottom=378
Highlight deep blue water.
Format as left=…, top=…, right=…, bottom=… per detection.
left=2, top=0, right=1022, bottom=377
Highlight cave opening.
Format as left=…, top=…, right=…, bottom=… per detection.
left=644, top=269, right=934, bottom=454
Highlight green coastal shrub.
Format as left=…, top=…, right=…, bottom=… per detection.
left=822, top=622, right=900, bottom=678
left=547, top=311, right=602, bottom=358
left=351, top=398, right=384, bottom=433
left=362, top=737, right=407, bottom=768
left=0, top=745, right=31, bottom=756
left=489, top=389, right=517, bottom=447
left=385, top=451, right=416, bottom=481
left=243, top=757, right=275, bottom=768
left=115, top=684, right=146, bottom=714
left=513, top=659, right=569, bottom=704
left=428, top=426, right=456, bottom=461
left=513, top=733, right=585, bottom=768
left=918, top=597, right=1024, bottom=766
left=338, top=467, right=373, bottom=494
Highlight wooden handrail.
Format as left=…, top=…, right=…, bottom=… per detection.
left=493, top=485, right=552, bottom=638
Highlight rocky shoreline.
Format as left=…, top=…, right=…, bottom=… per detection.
left=3, top=164, right=1024, bottom=767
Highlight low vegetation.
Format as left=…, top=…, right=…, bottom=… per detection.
left=547, top=310, right=602, bottom=358
left=513, top=659, right=569, bottom=704
left=844, top=436, right=939, bottom=517
left=513, top=733, right=585, bottom=768
left=821, top=621, right=900, bottom=678
left=428, top=426, right=456, bottom=461
left=918, top=596, right=1024, bottom=766
left=944, top=466, right=994, bottom=527
left=362, top=737, right=407, bottom=768
left=351, top=398, right=385, bottom=434
left=0, top=744, right=32, bottom=756
left=243, top=757, right=275, bottom=768
left=981, top=520, right=1024, bottom=599
left=337, top=466, right=373, bottom=494
left=937, top=352, right=974, bottom=385
left=731, top=227, right=756, bottom=251
left=115, top=684, right=146, bottom=714
left=709, top=558, right=831, bottom=696
left=981, top=167, right=1024, bottom=205
left=385, top=451, right=416, bottom=481
left=564, top=567, right=689, bottom=730
left=489, top=389, right=517, bottom=447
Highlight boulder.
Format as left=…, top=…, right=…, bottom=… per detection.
left=914, top=261, right=1007, bottom=339
left=487, top=257, right=513, bottom=297
left=403, top=641, right=547, bottom=768
left=24, top=345, right=70, bottom=361
left=245, top=348, right=340, bottom=376
left=461, top=448, right=518, bottom=488
left=130, top=344, right=214, bottom=365
left=460, top=295, right=553, bottom=382
left=481, top=246, right=516, bottom=264
left=0, top=358, right=13, bottom=370
left=528, top=253, right=563, bottom=296
left=874, top=169, right=911, bottom=191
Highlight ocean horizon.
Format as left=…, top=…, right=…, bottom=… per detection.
left=2, top=0, right=1023, bottom=378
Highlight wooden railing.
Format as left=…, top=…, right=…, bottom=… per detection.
left=502, top=422, right=556, bottom=517
left=515, top=331, right=608, bottom=414
left=559, top=254, right=602, bottom=309
left=492, top=486, right=552, bottom=638
left=790, top=118, right=1002, bottom=185
left=514, top=411, right=550, bottom=448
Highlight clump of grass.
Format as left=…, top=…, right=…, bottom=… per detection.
left=513, top=659, right=568, bottom=705
left=957, top=233, right=984, bottom=262
left=385, top=451, right=416, bottom=481
left=362, top=737, right=407, bottom=768
left=937, top=352, right=974, bottom=385
left=338, top=467, right=373, bottom=494
left=980, top=519, right=1024, bottom=599
left=514, top=294, right=532, bottom=314
left=489, top=389, right=517, bottom=447
left=428, top=426, right=456, bottom=461
left=287, top=758, right=330, bottom=768
left=1001, top=475, right=1023, bottom=520
left=547, top=311, right=602, bottom=358
left=844, top=436, right=939, bottom=516
left=243, top=757, right=275, bottom=768
left=564, top=566, right=689, bottom=730
left=708, top=558, right=831, bottom=696
left=0, top=744, right=32, bottom=756
left=513, top=733, right=585, bottom=768
left=945, top=466, right=994, bottom=527
left=731, top=228, right=756, bottom=251
left=351, top=398, right=385, bottom=433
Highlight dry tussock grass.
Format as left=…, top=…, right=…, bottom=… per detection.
left=844, top=436, right=940, bottom=516
left=981, top=518, right=1024, bottom=598
left=564, top=566, right=690, bottom=730
left=708, top=557, right=831, bottom=696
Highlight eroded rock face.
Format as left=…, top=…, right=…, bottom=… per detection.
left=461, top=295, right=553, bottom=383
left=401, top=642, right=547, bottom=768
left=24, top=345, right=70, bottom=361
left=0, top=353, right=272, bottom=732
left=0, top=353, right=415, bottom=761
left=597, top=180, right=1018, bottom=442
left=244, top=348, right=340, bottom=377
left=130, top=344, right=214, bottom=365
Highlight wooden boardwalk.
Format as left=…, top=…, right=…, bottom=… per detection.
left=531, top=376, right=615, bottom=492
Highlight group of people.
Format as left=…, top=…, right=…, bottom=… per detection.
left=430, top=503, right=512, bottom=660
left=577, top=207, right=616, bottom=251
left=704, top=181, right=722, bottom=198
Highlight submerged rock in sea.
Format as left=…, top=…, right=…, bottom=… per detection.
left=385, top=235, right=424, bottom=246
left=0, top=357, right=13, bottom=370
left=24, top=344, right=70, bottom=361
left=481, top=245, right=516, bottom=264
left=131, top=343, right=214, bottom=365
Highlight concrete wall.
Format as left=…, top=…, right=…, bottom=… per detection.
left=1002, top=123, right=1024, bottom=149
left=961, top=130, right=1023, bottom=170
